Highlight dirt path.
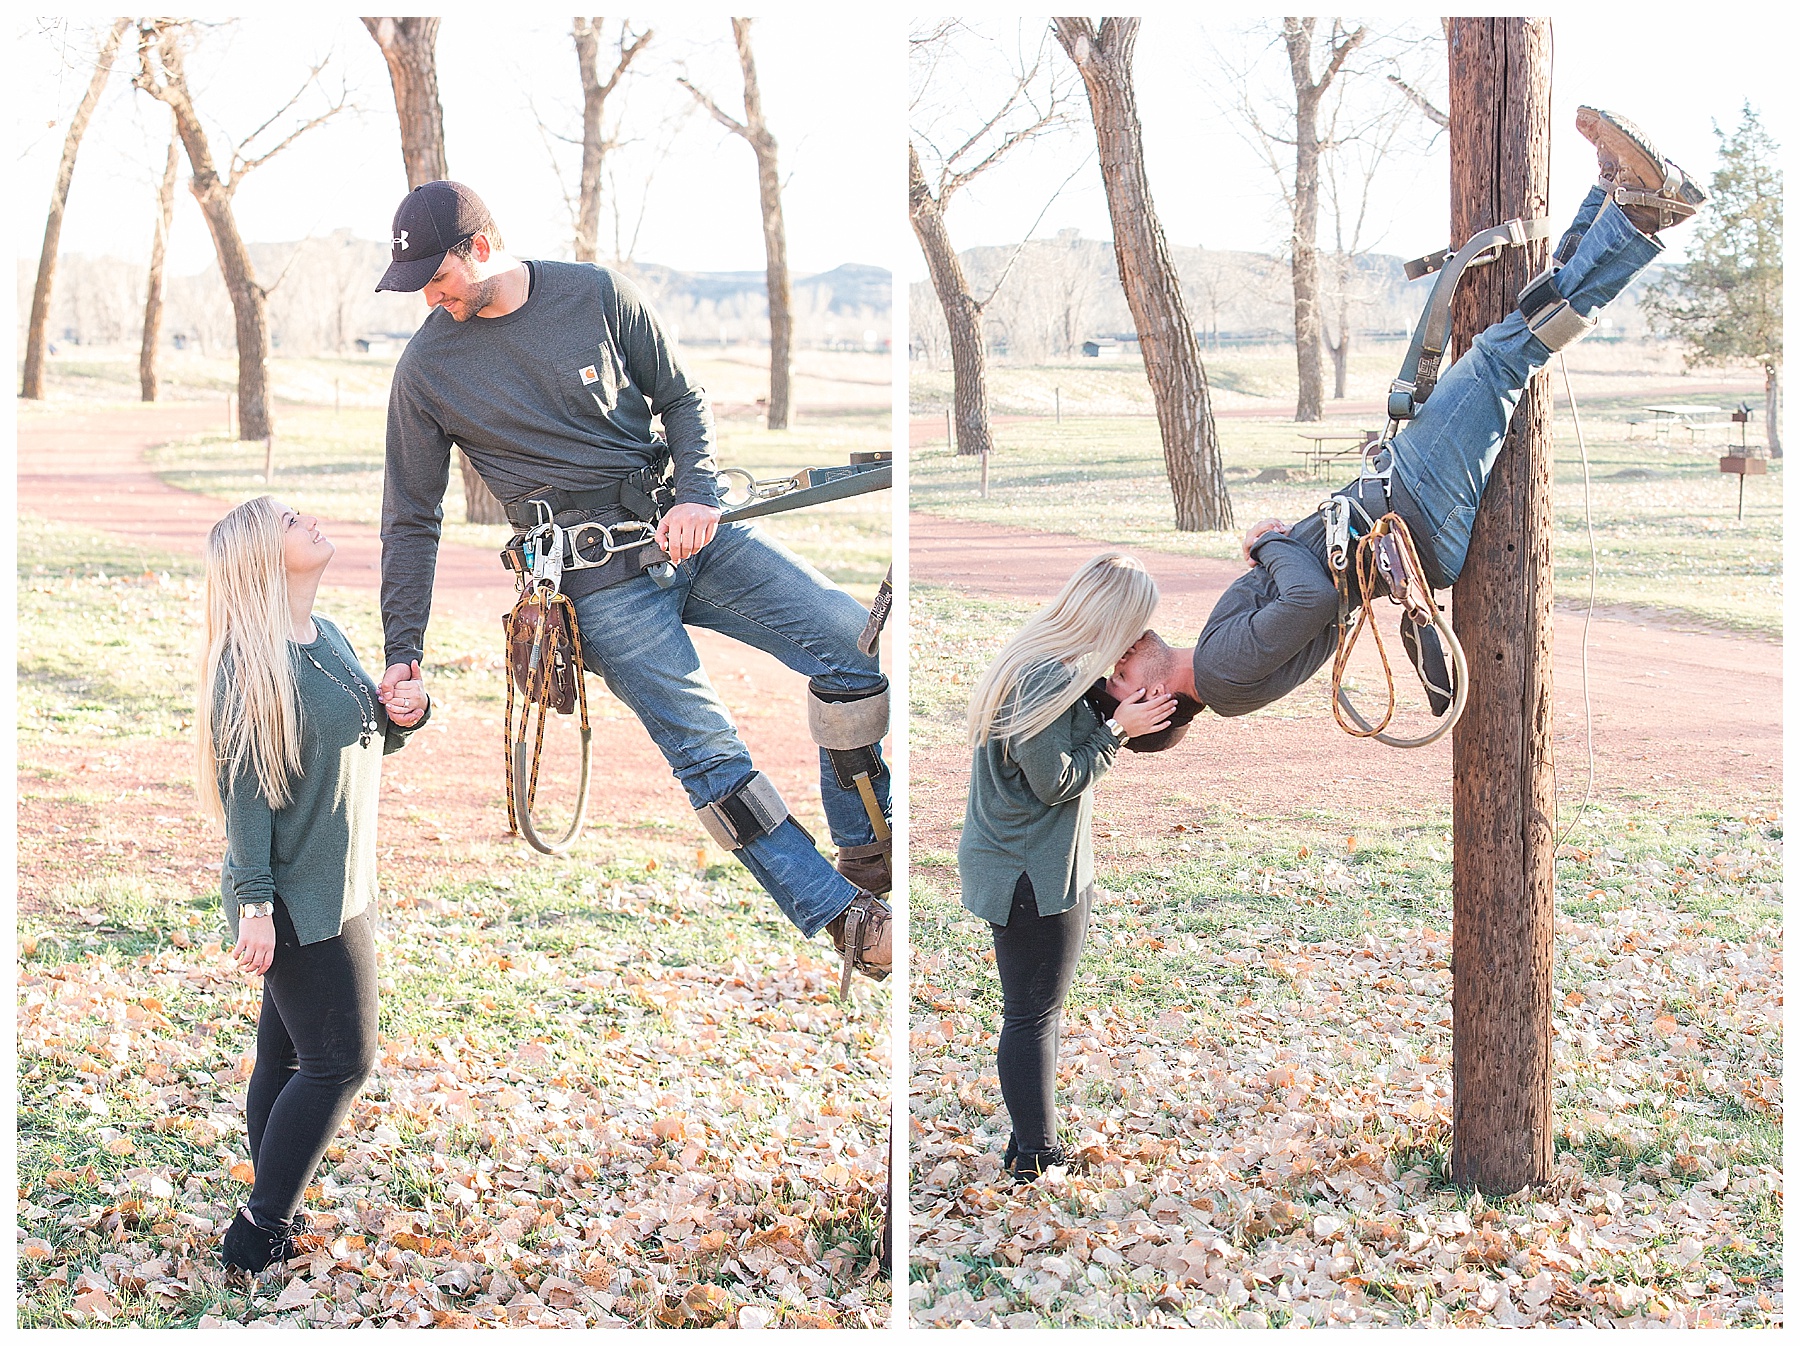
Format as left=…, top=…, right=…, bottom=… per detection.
left=16, top=405, right=879, bottom=908
left=909, top=512, right=1781, bottom=861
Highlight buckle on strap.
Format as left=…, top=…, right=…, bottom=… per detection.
left=694, top=771, right=789, bottom=850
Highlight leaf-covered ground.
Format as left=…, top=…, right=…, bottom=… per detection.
left=17, top=490, right=892, bottom=1328
left=910, top=801, right=1782, bottom=1328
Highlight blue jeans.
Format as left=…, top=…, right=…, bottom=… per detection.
left=570, top=522, right=888, bottom=938
left=1388, top=190, right=1663, bottom=586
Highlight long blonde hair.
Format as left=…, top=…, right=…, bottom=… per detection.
left=196, top=496, right=303, bottom=823
left=966, top=551, right=1158, bottom=748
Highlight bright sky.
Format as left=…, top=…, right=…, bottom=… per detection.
left=908, top=13, right=1792, bottom=281
left=16, top=14, right=905, bottom=280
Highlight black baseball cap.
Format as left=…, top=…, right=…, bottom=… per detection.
left=376, top=180, right=494, bottom=293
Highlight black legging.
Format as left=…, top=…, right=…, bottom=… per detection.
left=243, top=904, right=378, bottom=1231
left=990, top=873, right=1093, bottom=1156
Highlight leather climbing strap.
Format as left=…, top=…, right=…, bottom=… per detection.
left=1391, top=217, right=1553, bottom=423
left=503, top=588, right=593, bottom=855
left=1327, top=511, right=1470, bottom=749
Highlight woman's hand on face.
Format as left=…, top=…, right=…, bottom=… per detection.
left=233, top=915, right=276, bottom=976
left=1112, top=687, right=1178, bottom=738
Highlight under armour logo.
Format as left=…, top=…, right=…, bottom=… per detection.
left=392, top=230, right=409, bottom=251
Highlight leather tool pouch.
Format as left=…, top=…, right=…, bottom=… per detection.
left=504, top=593, right=580, bottom=714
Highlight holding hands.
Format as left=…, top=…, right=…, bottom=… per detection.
left=378, top=661, right=429, bottom=727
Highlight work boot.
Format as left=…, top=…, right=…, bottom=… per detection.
left=1575, top=106, right=1706, bottom=233
left=835, top=839, right=891, bottom=896
left=220, top=1208, right=297, bottom=1275
left=826, top=890, right=891, bottom=997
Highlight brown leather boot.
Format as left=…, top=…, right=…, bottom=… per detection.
left=835, top=839, right=891, bottom=896
left=1575, top=106, right=1706, bottom=234
left=825, top=891, right=891, bottom=997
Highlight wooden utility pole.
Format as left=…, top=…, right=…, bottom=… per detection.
left=1446, top=16, right=1555, bottom=1194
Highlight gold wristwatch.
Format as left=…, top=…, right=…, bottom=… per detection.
left=1104, top=716, right=1129, bottom=744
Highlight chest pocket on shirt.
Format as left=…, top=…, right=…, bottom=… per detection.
left=559, top=344, right=622, bottom=418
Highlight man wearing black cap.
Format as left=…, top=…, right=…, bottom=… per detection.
left=371, top=180, right=890, bottom=988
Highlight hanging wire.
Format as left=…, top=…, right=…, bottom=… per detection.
left=1551, top=349, right=1600, bottom=857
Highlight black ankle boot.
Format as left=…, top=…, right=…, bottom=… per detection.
left=220, top=1209, right=294, bottom=1273
left=1009, top=1147, right=1069, bottom=1182
left=1002, top=1134, right=1019, bottom=1172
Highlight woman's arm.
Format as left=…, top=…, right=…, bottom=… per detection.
left=221, top=761, right=277, bottom=975
left=1010, top=704, right=1121, bottom=807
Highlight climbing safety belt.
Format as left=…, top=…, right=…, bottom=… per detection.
left=499, top=454, right=893, bottom=856
left=1322, top=216, right=1548, bottom=748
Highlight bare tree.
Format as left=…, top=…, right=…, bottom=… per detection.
left=135, top=20, right=350, bottom=442
left=1317, top=84, right=1410, bottom=398
left=140, top=112, right=180, bottom=402
left=571, top=18, right=653, bottom=263
left=680, top=20, right=793, bottom=429
left=1233, top=18, right=1367, bottom=422
left=22, top=18, right=132, bottom=400
left=910, top=21, right=1075, bottom=456
left=362, top=18, right=448, bottom=185
left=1053, top=17, right=1233, bottom=532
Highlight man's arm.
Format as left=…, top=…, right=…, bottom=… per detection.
left=380, top=361, right=454, bottom=670
left=607, top=270, right=720, bottom=509
left=1212, top=533, right=1341, bottom=677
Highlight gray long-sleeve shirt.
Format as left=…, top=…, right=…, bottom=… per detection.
left=1191, top=472, right=1422, bottom=717
left=380, top=260, right=722, bottom=667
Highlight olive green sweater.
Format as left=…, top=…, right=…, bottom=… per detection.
left=220, top=617, right=425, bottom=946
left=958, top=662, right=1121, bottom=925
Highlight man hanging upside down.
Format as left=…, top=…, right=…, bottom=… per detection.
left=1099, top=108, right=1705, bottom=749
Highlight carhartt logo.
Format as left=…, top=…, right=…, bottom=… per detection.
left=392, top=230, right=409, bottom=251
left=580, top=366, right=599, bottom=385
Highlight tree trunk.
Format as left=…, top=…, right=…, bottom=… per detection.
left=1289, top=52, right=1325, bottom=422
left=1331, top=292, right=1351, bottom=400
left=365, top=16, right=506, bottom=524
left=1446, top=16, right=1556, bottom=1196
left=1765, top=363, right=1782, bottom=458
left=140, top=25, right=274, bottom=441
left=140, top=118, right=180, bottom=402
left=570, top=20, right=650, bottom=265
left=1054, top=17, right=1232, bottom=532
left=908, top=143, right=992, bottom=458
left=731, top=20, right=793, bottom=430
left=573, top=19, right=604, bottom=264
left=21, top=18, right=131, bottom=400
left=362, top=18, right=448, bottom=187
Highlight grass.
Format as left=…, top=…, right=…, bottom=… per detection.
left=906, top=580, right=1781, bottom=1328
left=908, top=354, right=1780, bottom=638
left=16, top=390, right=892, bottom=1327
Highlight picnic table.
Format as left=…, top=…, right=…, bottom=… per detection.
left=1295, top=428, right=1380, bottom=476
left=1643, top=403, right=1726, bottom=442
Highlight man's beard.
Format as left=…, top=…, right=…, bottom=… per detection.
left=444, top=273, right=504, bottom=321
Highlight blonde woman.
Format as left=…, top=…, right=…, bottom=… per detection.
left=958, top=552, right=1176, bottom=1180
left=196, top=496, right=427, bottom=1273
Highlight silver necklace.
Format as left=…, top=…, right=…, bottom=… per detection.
left=301, top=640, right=378, bottom=747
